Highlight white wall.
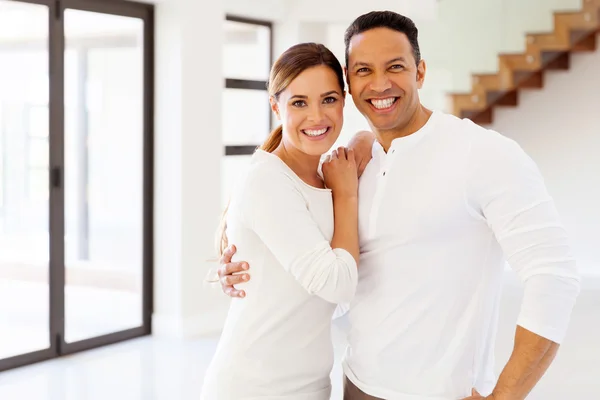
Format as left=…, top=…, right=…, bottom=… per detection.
left=224, top=0, right=437, bottom=23
left=225, top=0, right=288, bottom=21
left=488, top=34, right=600, bottom=276
left=285, top=0, right=436, bottom=23
left=153, top=0, right=229, bottom=339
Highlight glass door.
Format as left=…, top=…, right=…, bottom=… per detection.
left=0, top=0, right=153, bottom=371
left=0, top=0, right=54, bottom=370
left=62, top=6, right=146, bottom=347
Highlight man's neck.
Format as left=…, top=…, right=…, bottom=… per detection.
left=375, top=105, right=433, bottom=152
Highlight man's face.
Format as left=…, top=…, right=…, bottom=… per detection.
left=346, top=27, right=426, bottom=132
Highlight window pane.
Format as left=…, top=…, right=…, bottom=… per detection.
left=223, top=88, right=270, bottom=146
left=28, top=138, right=49, bottom=169
left=27, top=105, right=49, bottom=138
left=0, top=105, right=3, bottom=208
left=64, top=9, right=144, bottom=344
left=28, top=168, right=48, bottom=201
left=221, top=155, right=253, bottom=210
left=223, top=20, right=270, bottom=81
left=0, top=0, right=50, bottom=360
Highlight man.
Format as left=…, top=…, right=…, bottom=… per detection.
left=217, top=11, right=580, bottom=400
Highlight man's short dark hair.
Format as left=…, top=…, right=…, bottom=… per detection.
left=344, top=11, right=421, bottom=68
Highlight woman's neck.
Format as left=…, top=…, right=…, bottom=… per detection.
left=272, top=144, right=324, bottom=189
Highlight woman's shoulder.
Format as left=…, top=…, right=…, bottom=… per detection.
left=231, top=151, right=302, bottom=203
left=245, top=150, right=298, bottom=187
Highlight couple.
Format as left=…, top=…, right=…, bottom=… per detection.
left=202, top=11, right=581, bottom=400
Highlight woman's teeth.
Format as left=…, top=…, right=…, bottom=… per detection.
left=303, top=127, right=328, bottom=137
left=371, top=97, right=397, bottom=109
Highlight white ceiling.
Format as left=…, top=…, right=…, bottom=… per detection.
left=0, top=0, right=437, bottom=41
left=144, top=0, right=436, bottom=23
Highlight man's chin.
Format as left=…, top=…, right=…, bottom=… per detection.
left=360, top=111, right=400, bottom=130
left=370, top=120, right=402, bottom=132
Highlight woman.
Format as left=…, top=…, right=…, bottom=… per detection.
left=200, top=43, right=359, bottom=399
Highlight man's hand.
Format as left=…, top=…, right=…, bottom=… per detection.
left=346, top=130, right=375, bottom=178
left=218, top=245, right=250, bottom=298
left=461, top=388, right=495, bottom=400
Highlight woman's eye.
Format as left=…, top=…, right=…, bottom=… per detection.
left=323, top=97, right=337, bottom=104
left=292, top=100, right=306, bottom=107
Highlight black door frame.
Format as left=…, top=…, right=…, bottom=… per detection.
left=0, top=0, right=154, bottom=372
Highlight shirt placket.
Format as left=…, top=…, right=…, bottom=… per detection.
left=367, top=148, right=397, bottom=238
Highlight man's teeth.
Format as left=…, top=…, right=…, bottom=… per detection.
left=371, top=98, right=396, bottom=109
left=304, top=127, right=328, bottom=137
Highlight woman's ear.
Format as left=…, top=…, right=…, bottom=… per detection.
left=270, top=97, right=280, bottom=120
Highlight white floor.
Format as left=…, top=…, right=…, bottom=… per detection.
left=1, top=272, right=599, bottom=400
left=0, top=279, right=142, bottom=359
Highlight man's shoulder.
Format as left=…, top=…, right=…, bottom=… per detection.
left=435, top=110, right=517, bottom=149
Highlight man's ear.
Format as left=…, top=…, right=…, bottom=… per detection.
left=269, top=97, right=280, bottom=120
left=416, top=59, right=426, bottom=89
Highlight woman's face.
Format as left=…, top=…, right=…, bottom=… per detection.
left=272, top=65, right=345, bottom=157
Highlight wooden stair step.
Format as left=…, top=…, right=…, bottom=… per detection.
left=526, top=32, right=570, bottom=52
left=571, top=29, right=598, bottom=51
left=555, top=10, right=599, bottom=31
left=541, top=51, right=570, bottom=69
left=582, top=0, right=600, bottom=14
left=486, top=90, right=518, bottom=107
left=450, top=92, right=487, bottom=113
left=512, top=70, right=544, bottom=88
left=472, top=73, right=503, bottom=91
left=460, top=108, right=493, bottom=125
left=499, top=52, right=541, bottom=70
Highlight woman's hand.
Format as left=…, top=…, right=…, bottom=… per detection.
left=322, top=146, right=358, bottom=198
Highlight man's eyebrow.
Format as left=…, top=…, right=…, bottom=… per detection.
left=387, top=57, right=408, bottom=64
left=351, top=61, right=372, bottom=69
left=351, top=57, right=408, bottom=69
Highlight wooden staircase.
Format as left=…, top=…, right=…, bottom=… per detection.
left=450, top=0, right=600, bottom=125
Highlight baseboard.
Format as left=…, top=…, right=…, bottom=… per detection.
left=152, top=308, right=228, bottom=339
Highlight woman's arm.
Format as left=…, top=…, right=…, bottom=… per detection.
left=324, top=147, right=360, bottom=264
left=241, top=162, right=358, bottom=304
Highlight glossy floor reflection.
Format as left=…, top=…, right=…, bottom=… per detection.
left=1, top=273, right=599, bottom=400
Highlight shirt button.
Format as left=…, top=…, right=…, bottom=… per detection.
left=392, top=150, right=395, bottom=154
left=383, top=172, right=386, bottom=176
